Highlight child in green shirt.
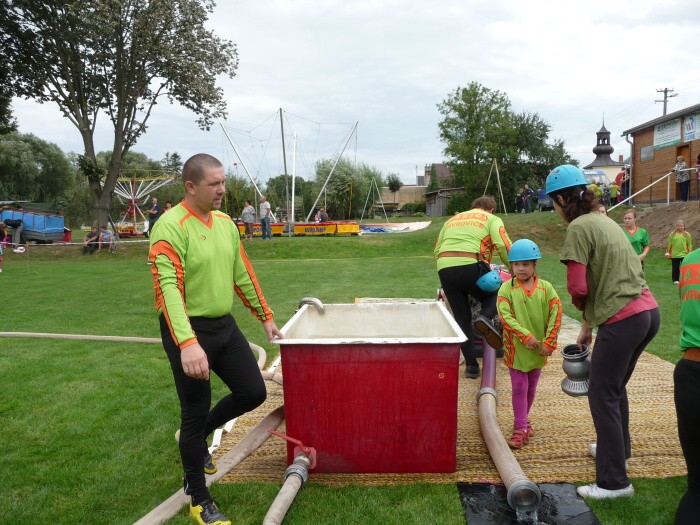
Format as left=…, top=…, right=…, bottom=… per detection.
left=666, top=219, right=693, bottom=283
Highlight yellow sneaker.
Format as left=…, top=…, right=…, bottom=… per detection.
left=190, top=499, right=231, bottom=525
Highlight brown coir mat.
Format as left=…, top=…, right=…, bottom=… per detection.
left=218, top=316, right=685, bottom=486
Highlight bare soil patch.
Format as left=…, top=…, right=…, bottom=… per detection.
left=635, top=201, right=700, bottom=249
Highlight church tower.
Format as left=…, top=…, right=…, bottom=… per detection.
left=584, top=122, right=625, bottom=169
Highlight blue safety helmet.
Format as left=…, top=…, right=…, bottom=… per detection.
left=545, top=164, right=588, bottom=195
left=476, top=269, right=503, bottom=292
left=508, top=239, right=542, bottom=262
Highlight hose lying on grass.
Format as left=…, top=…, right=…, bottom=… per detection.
left=133, top=405, right=286, bottom=525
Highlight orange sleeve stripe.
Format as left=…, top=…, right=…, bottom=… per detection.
left=499, top=225, right=512, bottom=251
left=150, top=239, right=190, bottom=344
left=234, top=243, right=273, bottom=322
left=543, top=297, right=563, bottom=348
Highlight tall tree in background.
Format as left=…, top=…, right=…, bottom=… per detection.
left=1, top=0, right=237, bottom=226
left=437, top=81, right=576, bottom=211
left=161, top=151, right=183, bottom=173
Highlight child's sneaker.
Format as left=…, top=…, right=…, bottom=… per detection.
left=507, top=429, right=529, bottom=449
left=190, top=499, right=231, bottom=525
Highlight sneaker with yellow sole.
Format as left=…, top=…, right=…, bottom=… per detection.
left=190, top=499, right=231, bottom=525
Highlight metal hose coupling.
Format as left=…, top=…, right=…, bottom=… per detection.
left=476, top=387, right=498, bottom=402
left=298, top=297, right=325, bottom=314
left=507, top=479, right=541, bottom=518
left=284, top=454, right=312, bottom=486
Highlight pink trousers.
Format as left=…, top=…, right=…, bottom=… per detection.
left=509, top=367, right=542, bottom=431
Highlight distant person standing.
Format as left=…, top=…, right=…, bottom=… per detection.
left=163, top=200, right=173, bottom=213
left=674, top=156, right=690, bottom=202
left=521, top=184, right=535, bottom=213
left=515, top=188, right=524, bottom=213
left=622, top=210, right=650, bottom=270
left=674, top=247, right=700, bottom=525
left=259, top=196, right=272, bottom=240
left=609, top=181, right=620, bottom=204
left=146, top=197, right=162, bottom=238
left=616, top=165, right=631, bottom=202
left=319, top=208, right=329, bottom=222
left=666, top=219, right=693, bottom=284
left=241, top=199, right=255, bottom=241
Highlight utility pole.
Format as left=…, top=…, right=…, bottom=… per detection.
left=655, top=88, right=678, bottom=116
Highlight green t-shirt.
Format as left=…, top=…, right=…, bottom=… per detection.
left=623, top=226, right=650, bottom=256
left=679, top=248, right=700, bottom=350
left=434, top=209, right=512, bottom=271
left=667, top=231, right=693, bottom=258
left=560, top=212, right=647, bottom=326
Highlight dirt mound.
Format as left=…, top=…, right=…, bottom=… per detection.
left=636, top=201, right=700, bottom=249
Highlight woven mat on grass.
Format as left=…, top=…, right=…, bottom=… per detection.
left=219, top=316, right=684, bottom=486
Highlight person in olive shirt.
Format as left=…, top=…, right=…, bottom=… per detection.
left=434, top=195, right=512, bottom=378
left=674, top=248, right=700, bottom=524
left=149, top=154, right=282, bottom=525
left=546, top=164, right=660, bottom=500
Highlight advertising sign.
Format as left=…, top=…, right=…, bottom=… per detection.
left=683, top=114, right=699, bottom=142
left=653, top=119, right=681, bottom=149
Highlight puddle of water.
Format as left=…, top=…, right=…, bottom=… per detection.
left=457, top=482, right=600, bottom=525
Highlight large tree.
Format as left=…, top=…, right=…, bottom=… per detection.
left=1, top=0, right=237, bottom=225
left=437, top=81, right=576, bottom=211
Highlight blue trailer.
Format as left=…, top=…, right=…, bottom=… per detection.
left=0, top=205, right=68, bottom=244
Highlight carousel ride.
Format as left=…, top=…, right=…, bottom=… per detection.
left=112, top=170, right=179, bottom=237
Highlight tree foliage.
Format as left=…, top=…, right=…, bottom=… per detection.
left=1, top=0, right=237, bottom=225
left=437, top=81, right=577, bottom=211
left=161, top=151, right=183, bottom=174
left=313, top=157, right=383, bottom=220
left=0, top=132, right=75, bottom=203
left=0, top=59, right=18, bottom=135
left=386, top=173, right=403, bottom=202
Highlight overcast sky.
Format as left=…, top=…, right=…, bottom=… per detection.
left=11, top=0, right=700, bottom=185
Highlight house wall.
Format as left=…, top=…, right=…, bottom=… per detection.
left=380, top=185, right=427, bottom=207
left=630, top=127, right=700, bottom=203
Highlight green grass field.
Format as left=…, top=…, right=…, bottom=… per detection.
left=0, top=211, right=686, bottom=524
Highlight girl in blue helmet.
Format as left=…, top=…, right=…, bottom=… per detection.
left=546, top=164, right=660, bottom=500
left=497, top=239, right=562, bottom=449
